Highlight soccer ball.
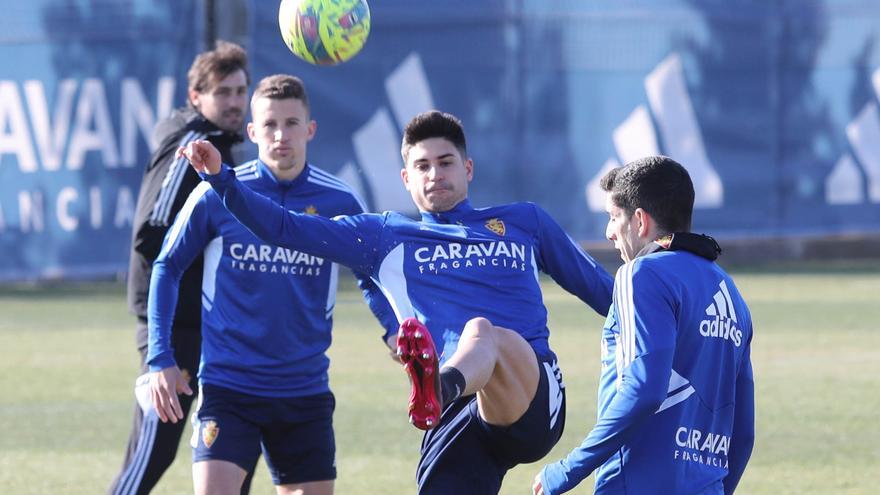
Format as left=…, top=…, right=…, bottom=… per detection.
left=278, top=0, right=371, bottom=66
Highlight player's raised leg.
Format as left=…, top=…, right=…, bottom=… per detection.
left=443, top=317, right=539, bottom=426
left=397, top=316, right=540, bottom=429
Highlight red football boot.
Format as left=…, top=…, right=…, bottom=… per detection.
left=396, top=317, right=441, bottom=430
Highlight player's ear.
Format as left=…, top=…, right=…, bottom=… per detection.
left=400, top=166, right=410, bottom=190
left=465, top=157, right=474, bottom=182
left=246, top=122, right=257, bottom=143
left=634, top=208, right=652, bottom=238
left=188, top=89, right=201, bottom=110
left=307, top=120, right=317, bottom=141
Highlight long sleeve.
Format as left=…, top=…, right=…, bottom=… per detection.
left=540, top=261, right=677, bottom=494
left=341, top=194, right=400, bottom=344
left=205, top=165, right=381, bottom=273
left=724, top=342, right=755, bottom=494
left=356, top=272, right=400, bottom=343
left=532, top=204, right=613, bottom=317
left=540, top=350, right=673, bottom=494
left=146, top=184, right=213, bottom=371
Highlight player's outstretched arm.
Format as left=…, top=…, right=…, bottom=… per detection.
left=537, top=264, right=676, bottom=494
left=149, top=365, right=192, bottom=424
left=178, top=140, right=221, bottom=175
left=536, top=350, right=672, bottom=494
left=179, top=151, right=381, bottom=272
left=532, top=205, right=613, bottom=316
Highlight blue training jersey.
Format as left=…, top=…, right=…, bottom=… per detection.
left=541, top=236, right=756, bottom=495
left=202, top=164, right=614, bottom=363
left=146, top=160, right=395, bottom=398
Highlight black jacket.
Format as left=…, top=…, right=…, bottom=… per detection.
left=127, top=108, right=242, bottom=331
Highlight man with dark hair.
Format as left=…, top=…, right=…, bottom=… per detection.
left=176, top=110, right=614, bottom=494
left=109, top=40, right=251, bottom=495
left=533, top=156, right=755, bottom=495
left=148, top=74, right=395, bottom=495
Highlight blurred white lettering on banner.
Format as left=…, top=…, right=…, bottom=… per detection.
left=0, top=77, right=170, bottom=236
left=0, top=77, right=174, bottom=172
left=2, top=185, right=135, bottom=234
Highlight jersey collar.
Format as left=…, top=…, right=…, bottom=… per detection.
left=255, top=159, right=311, bottom=189
left=420, top=199, right=474, bottom=224
left=636, top=232, right=722, bottom=261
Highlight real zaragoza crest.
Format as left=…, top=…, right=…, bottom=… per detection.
left=656, top=234, right=674, bottom=249
left=485, top=218, right=505, bottom=236
left=202, top=420, right=219, bottom=448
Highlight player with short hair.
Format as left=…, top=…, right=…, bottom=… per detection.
left=178, top=110, right=614, bottom=494
left=148, top=74, right=395, bottom=495
left=532, top=156, right=755, bottom=494
left=110, top=40, right=252, bottom=495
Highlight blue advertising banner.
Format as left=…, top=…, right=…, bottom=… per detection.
left=252, top=0, right=880, bottom=239
left=2, top=0, right=879, bottom=281
left=0, top=1, right=199, bottom=280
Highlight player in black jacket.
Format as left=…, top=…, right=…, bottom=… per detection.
left=109, top=41, right=252, bottom=495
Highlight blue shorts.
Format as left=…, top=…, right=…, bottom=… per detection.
left=416, top=349, right=566, bottom=495
left=191, top=384, right=336, bottom=485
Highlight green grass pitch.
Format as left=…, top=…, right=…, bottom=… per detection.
left=0, top=261, right=877, bottom=494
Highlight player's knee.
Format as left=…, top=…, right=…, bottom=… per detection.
left=462, top=317, right=495, bottom=340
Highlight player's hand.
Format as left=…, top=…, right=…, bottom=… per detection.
left=531, top=473, right=544, bottom=495
left=386, top=334, right=402, bottom=364
left=149, top=366, right=193, bottom=423
left=177, top=140, right=222, bottom=175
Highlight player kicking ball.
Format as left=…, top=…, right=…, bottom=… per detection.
left=179, top=110, right=614, bottom=494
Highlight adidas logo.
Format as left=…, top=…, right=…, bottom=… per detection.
left=585, top=53, right=724, bottom=213
left=825, top=66, right=880, bottom=205
left=699, top=280, right=743, bottom=347
left=335, top=53, right=432, bottom=215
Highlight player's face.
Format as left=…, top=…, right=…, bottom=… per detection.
left=190, top=69, right=248, bottom=133
left=605, top=196, right=645, bottom=263
left=401, top=137, right=473, bottom=213
left=247, top=97, right=316, bottom=181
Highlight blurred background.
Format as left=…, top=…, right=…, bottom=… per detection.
left=1, top=0, right=879, bottom=282
left=1, top=2, right=879, bottom=494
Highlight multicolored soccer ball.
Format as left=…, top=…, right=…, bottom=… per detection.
left=278, top=0, right=371, bottom=66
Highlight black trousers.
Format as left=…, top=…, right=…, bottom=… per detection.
left=107, top=319, right=255, bottom=494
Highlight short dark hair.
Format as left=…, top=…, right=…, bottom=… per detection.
left=187, top=40, right=250, bottom=97
left=401, top=111, right=467, bottom=162
left=251, top=74, right=309, bottom=113
left=600, top=155, right=695, bottom=233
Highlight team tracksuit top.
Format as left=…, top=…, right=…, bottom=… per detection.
left=540, top=233, right=755, bottom=495
left=199, top=164, right=614, bottom=365
left=146, top=160, right=396, bottom=398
